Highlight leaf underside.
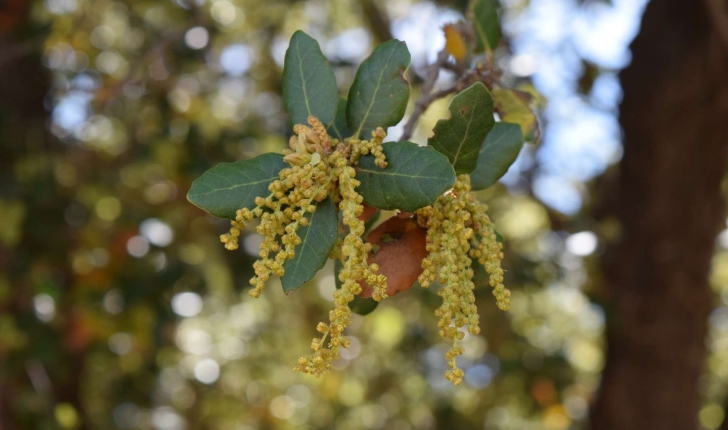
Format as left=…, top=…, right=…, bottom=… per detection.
left=359, top=216, right=427, bottom=298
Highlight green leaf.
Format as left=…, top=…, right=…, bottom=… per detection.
left=471, top=122, right=523, bottom=190
left=356, top=141, right=456, bottom=212
left=492, top=88, right=538, bottom=140
left=187, top=153, right=287, bottom=220
left=471, top=0, right=500, bottom=54
left=328, top=97, right=352, bottom=140
left=281, top=197, right=339, bottom=293
left=335, top=259, right=379, bottom=315
left=346, top=40, right=411, bottom=138
left=282, top=30, right=339, bottom=127
left=428, top=82, right=495, bottom=174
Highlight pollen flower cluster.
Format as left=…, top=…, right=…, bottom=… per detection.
left=220, top=116, right=389, bottom=376
left=416, top=174, right=509, bottom=385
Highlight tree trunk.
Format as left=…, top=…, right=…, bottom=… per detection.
left=590, top=1, right=728, bottom=429
left=0, top=20, right=90, bottom=430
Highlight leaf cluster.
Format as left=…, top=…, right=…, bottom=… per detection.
left=187, top=28, right=528, bottom=298
left=181, top=0, right=545, bottom=385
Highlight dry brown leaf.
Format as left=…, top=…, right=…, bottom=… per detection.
left=358, top=204, right=379, bottom=223
left=360, top=216, right=428, bottom=298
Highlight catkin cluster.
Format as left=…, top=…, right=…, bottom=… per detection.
left=220, top=116, right=389, bottom=376
left=294, top=160, right=387, bottom=377
left=416, top=175, right=509, bottom=385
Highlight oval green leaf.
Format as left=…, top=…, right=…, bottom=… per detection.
left=187, top=153, right=287, bottom=220
left=471, top=122, right=523, bottom=190
left=282, top=30, right=339, bottom=127
left=471, top=0, right=500, bottom=55
left=328, top=97, right=352, bottom=140
left=356, top=141, right=456, bottom=212
left=281, top=197, right=339, bottom=293
left=428, top=82, right=495, bottom=174
left=346, top=40, right=411, bottom=139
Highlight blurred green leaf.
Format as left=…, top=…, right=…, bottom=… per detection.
left=328, top=97, right=352, bottom=140
left=429, top=82, right=495, bottom=174
left=493, top=88, right=539, bottom=140
left=471, top=0, right=500, bottom=54
left=347, top=40, right=411, bottom=138
left=187, top=153, right=287, bottom=219
left=357, top=141, right=456, bottom=212
left=282, top=197, right=339, bottom=293
left=282, top=30, right=339, bottom=127
left=471, top=122, right=523, bottom=190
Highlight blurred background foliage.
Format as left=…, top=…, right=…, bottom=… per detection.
left=3, top=0, right=728, bottom=429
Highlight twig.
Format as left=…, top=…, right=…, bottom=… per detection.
left=400, top=48, right=491, bottom=141
left=400, top=49, right=451, bottom=141
left=360, top=0, right=393, bottom=43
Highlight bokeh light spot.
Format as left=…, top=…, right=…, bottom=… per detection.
left=95, top=197, right=121, bottom=221
left=126, top=236, right=150, bottom=258
left=566, top=231, right=598, bottom=256
left=33, top=294, right=56, bottom=322
left=185, top=27, right=209, bottom=50
left=193, top=358, right=220, bottom=384
left=140, top=218, right=174, bottom=247
left=220, top=44, right=254, bottom=76
left=700, top=404, right=725, bottom=429
left=171, top=292, right=203, bottom=317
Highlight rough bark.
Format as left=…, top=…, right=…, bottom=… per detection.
left=590, top=1, right=728, bottom=429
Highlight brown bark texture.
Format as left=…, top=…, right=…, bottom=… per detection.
left=590, top=1, right=728, bottom=429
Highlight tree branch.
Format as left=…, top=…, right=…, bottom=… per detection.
left=360, top=0, right=393, bottom=43
left=399, top=53, right=493, bottom=141
left=400, top=49, right=452, bottom=141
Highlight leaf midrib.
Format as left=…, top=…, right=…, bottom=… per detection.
left=354, top=46, right=398, bottom=138
left=357, top=167, right=447, bottom=180
left=192, top=175, right=278, bottom=197
left=474, top=21, right=492, bottom=55
left=450, top=102, right=478, bottom=167
left=295, top=42, right=314, bottom=117
left=285, top=208, right=319, bottom=280
left=479, top=130, right=511, bottom=155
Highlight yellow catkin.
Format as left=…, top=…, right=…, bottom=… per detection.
left=293, top=161, right=387, bottom=377
left=220, top=117, right=390, bottom=374
left=416, top=174, right=509, bottom=385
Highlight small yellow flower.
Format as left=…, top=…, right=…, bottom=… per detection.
left=416, top=174, right=509, bottom=384
left=221, top=117, right=390, bottom=376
